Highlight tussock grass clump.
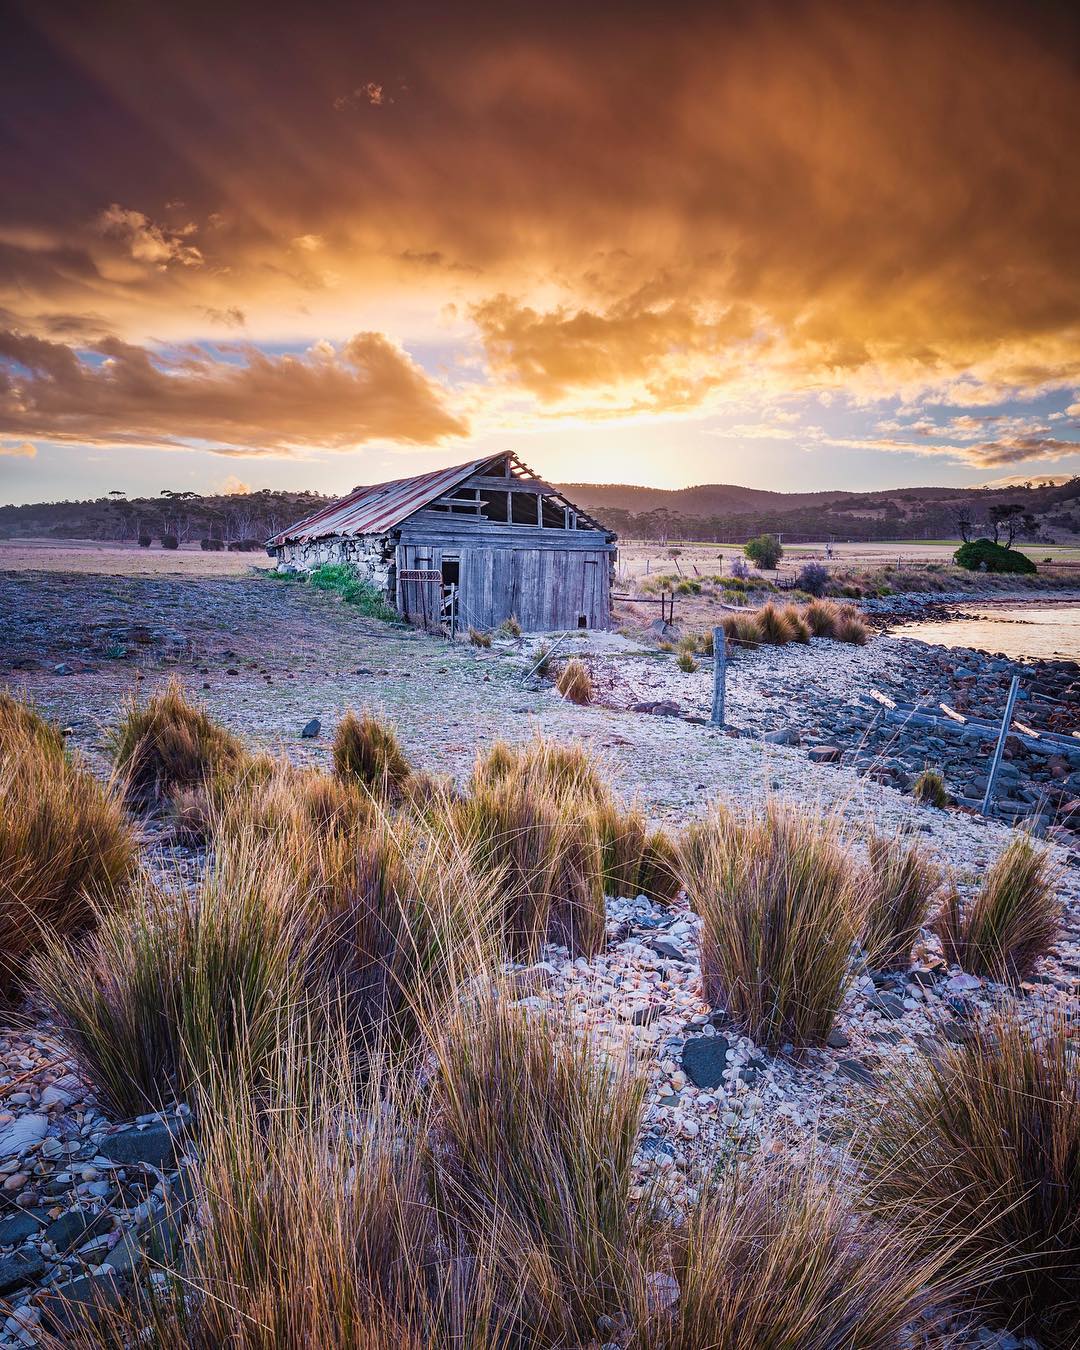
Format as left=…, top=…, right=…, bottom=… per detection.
left=529, top=640, right=551, bottom=675
left=433, top=996, right=647, bottom=1342
left=779, top=602, right=811, bottom=642
left=863, top=831, right=941, bottom=971
left=721, top=611, right=760, bottom=648
left=109, top=678, right=247, bottom=806
left=468, top=625, right=492, bottom=647
left=860, top=1012, right=1080, bottom=1346
left=644, top=1161, right=964, bottom=1349
left=755, top=601, right=794, bottom=645
left=590, top=799, right=681, bottom=906
left=448, top=775, right=605, bottom=957
left=555, top=657, right=593, bottom=705
left=678, top=800, right=865, bottom=1049
left=32, top=837, right=307, bottom=1116
left=499, top=614, right=522, bottom=639
left=936, top=833, right=1061, bottom=981
left=332, top=709, right=412, bottom=797
left=1, top=697, right=135, bottom=999
left=912, top=767, right=949, bottom=807
left=471, top=736, right=607, bottom=804
left=675, top=649, right=698, bottom=672
left=0, top=689, right=66, bottom=756
left=803, top=597, right=842, bottom=637
left=833, top=603, right=869, bottom=644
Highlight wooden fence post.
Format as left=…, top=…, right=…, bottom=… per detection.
left=711, top=626, right=726, bottom=727
left=981, top=674, right=1020, bottom=815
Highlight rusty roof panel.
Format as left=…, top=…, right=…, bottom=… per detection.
left=267, top=455, right=497, bottom=545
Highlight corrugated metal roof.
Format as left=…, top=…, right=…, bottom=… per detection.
left=267, top=455, right=497, bottom=545
left=268, top=453, right=612, bottom=546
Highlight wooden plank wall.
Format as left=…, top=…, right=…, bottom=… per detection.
left=395, top=542, right=611, bottom=630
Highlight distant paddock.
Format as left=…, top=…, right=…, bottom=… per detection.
left=0, top=538, right=276, bottom=576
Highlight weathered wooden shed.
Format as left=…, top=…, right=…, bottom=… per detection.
left=267, top=453, right=617, bottom=632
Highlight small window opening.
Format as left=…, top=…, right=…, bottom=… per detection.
left=441, top=557, right=460, bottom=587
left=577, top=614, right=588, bottom=629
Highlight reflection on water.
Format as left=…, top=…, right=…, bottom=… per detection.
left=897, top=604, right=1080, bottom=662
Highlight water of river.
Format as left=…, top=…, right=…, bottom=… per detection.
left=897, top=603, right=1080, bottom=662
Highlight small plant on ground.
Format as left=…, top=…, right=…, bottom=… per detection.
left=935, top=833, right=1061, bottom=981
left=528, top=640, right=551, bottom=675
left=498, top=614, right=522, bottom=639
left=833, top=603, right=869, bottom=644
left=555, top=658, right=593, bottom=705
left=859, top=1011, right=1080, bottom=1347
left=589, top=799, right=681, bottom=905
left=109, top=678, right=247, bottom=807
left=912, top=767, right=948, bottom=807
left=307, top=563, right=399, bottom=619
left=468, top=625, right=492, bottom=647
left=332, top=709, right=413, bottom=798
left=779, top=603, right=810, bottom=642
left=863, top=831, right=941, bottom=970
left=721, top=612, right=759, bottom=648
left=676, top=649, right=698, bottom=672
left=678, top=800, right=865, bottom=1050
left=0, top=696, right=135, bottom=999
left=755, top=602, right=794, bottom=645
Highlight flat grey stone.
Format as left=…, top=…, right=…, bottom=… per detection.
left=681, top=1035, right=729, bottom=1089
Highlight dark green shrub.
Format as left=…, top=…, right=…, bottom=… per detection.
left=954, top=540, right=1037, bottom=574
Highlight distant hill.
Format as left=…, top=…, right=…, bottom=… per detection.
left=556, top=477, right=1080, bottom=543
left=2, top=475, right=1078, bottom=547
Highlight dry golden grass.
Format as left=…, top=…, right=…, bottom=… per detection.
left=912, top=767, right=949, bottom=807
left=936, top=833, right=1062, bottom=981
left=678, top=800, right=866, bottom=1050
left=1, top=695, right=135, bottom=999
left=860, top=1011, right=1080, bottom=1347
left=863, top=831, right=941, bottom=971
left=432, top=994, right=648, bottom=1343
left=555, top=657, right=594, bottom=704
left=331, top=708, right=412, bottom=797
left=109, top=677, right=247, bottom=806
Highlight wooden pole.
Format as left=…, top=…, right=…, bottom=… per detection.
left=710, top=626, right=726, bottom=727
left=981, top=674, right=1020, bottom=815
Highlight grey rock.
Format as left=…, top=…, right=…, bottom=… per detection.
left=868, top=992, right=906, bottom=1019
left=807, top=745, right=842, bottom=763
left=681, top=1035, right=729, bottom=1089
left=826, top=1028, right=851, bottom=1049
left=648, top=939, right=689, bottom=963
left=45, top=1208, right=111, bottom=1252
left=99, top=1123, right=178, bottom=1170
left=53, top=663, right=74, bottom=675
left=39, top=1272, right=125, bottom=1335
left=837, top=1059, right=877, bottom=1087
left=300, top=717, right=321, bottom=738
left=0, top=1249, right=46, bottom=1296
left=0, top=1211, right=43, bottom=1245
left=764, top=727, right=800, bottom=746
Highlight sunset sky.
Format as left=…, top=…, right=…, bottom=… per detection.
left=2, top=0, right=1078, bottom=505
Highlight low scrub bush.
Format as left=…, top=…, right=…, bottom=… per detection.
left=863, top=831, right=941, bottom=971
left=307, top=563, right=399, bottom=618
left=936, top=833, right=1061, bottom=981
left=954, top=539, right=1037, bottom=574
left=555, top=658, right=593, bottom=705
left=0, top=696, right=135, bottom=999
left=860, top=1012, right=1080, bottom=1346
left=795, top=561, right=830, bottom=596
left=432, top=996, right=647, bottom=1342
left=109, top=678, right=247, bottom=807
left=678, top=801, right=865, bottom=1050
left=912, top=767, right=948, bottom=807
left=332, top=709, right=413, bottom=798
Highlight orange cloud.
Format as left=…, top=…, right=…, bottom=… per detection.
left=0, top=330, right=466, bottom=454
